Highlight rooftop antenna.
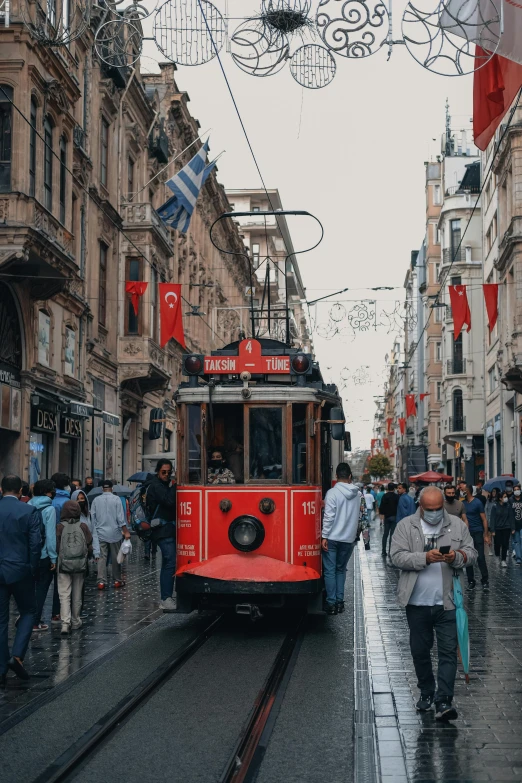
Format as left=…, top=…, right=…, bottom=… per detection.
left=445, top=98, right=454, bottom=157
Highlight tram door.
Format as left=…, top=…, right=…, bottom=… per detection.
left=320, top=414, right=333, bottom=497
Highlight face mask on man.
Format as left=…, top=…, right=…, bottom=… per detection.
left=502, top=497, right=509, bottom=504
left=515, top=490, right=521, bottom=497
left=507, top=487, right=513, bottom=495
left=423, top=508, right=444, bottom=525
left=64, top=485, right=71, bottom=493
left=445, top=495, right=455, bottom=504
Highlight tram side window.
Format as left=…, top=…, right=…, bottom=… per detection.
left=207, top=404, right=244, bottom=484
left=187, top=404, right=202, bottom=483
left=249, top=407, right=283, bottom=481
left=292, top=403, right=307, bottom=484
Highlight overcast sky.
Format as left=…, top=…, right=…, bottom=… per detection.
left=142, top=0, right=473, bottom=449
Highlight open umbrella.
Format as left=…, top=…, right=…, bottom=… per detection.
left=86, top=484, right=133, bottom=499
left=409, top=470, right=453, bottom=483
left=127, top=471, right=154, bottom=483
left=453, top=574, right=470, bottom=684
left=483, top=476, right=519, bottom=492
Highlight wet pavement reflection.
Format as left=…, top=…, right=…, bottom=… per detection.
left=0, top=538, right=162, bottom=725
left=361, top=522, right=522, bottom=783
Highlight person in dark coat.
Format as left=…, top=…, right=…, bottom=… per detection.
left=490, top=490, right=514, bottom=567
left=379, top=483, right=399, bottom=557
left=145, top=459, right=177, bottom=612
left=0, top=475, right=42, bottom=687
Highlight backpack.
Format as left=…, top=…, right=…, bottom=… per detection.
left=59, top=519, right=88, bottom=574
left=129, top=484, right=156, bottom=538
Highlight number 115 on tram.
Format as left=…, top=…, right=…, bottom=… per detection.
left=173, top=338, right=350, bottom=616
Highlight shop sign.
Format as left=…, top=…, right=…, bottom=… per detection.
left=0, top=362, right=21, bottom=388
left=102, top=411, right=120, bottom=426
left=31, top=406, right=58, bottom=433
left=60, top=415, right=82, bottom=438
left=69, top=402, right=93, bottom=419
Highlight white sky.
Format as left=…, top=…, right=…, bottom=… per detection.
left=140, top=0, right=473, bottom=449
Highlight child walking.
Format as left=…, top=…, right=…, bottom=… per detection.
left=56, top=501, right=93, bottom=634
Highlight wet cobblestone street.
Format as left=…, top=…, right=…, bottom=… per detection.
left=0, top=538, right=162, bottom=726
left=361, top=521, right=522, bottom=783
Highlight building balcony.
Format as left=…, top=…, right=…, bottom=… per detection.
left=446, top=358, right=466, bottom=375
left=121, top=202, right=174, bottom=256
left=448, top=416, right=466, bottom=434
left=442, top=247, right=465, bottom=264
left=119, top=336, right=170, bottom=394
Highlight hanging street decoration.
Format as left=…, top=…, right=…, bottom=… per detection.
left=405, top=394, right=417, bottom=418
left=159, top=283, right=186, bottom=348
left=448, top=284, right=472, bottom=338
left=483, top=283, right=499, bottom=332
left=315, top=0, right=389, bottom=58
left=154, top=0, right=226, bottom=65
left=398, top=417, right=406, bottom=435
left=125, top=281, right=148, bottom=316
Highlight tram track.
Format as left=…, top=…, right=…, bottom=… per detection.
left=28, top=613, right=307, bottom=783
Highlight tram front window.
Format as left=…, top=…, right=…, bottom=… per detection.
left=208, top=404, right=244, bottom=484
left=249, top=407, right=283, bottom=481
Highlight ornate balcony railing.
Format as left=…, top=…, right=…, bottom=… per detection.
left=446, top=358, right=466, bottom=375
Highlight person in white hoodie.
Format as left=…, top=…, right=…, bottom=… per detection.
left=321, top=463, right=361, bottom=615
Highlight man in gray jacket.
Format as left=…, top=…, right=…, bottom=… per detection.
left=91, top=480, right=131, bottom=589
left=321, top=463, right=361, bottom=615
left=390, top=486, right=477, bottom=722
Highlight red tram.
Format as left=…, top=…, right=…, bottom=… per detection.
left=174, top=337, right=349, bottom=616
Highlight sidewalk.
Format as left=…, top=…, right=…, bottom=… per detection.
left=0, top=539, right=162, bottom=724
left=359, top=521, right=522, bottom=783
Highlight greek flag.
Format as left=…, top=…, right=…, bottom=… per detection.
left=157, top=141, right=216, bottom=234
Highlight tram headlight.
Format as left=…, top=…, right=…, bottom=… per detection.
left=228, top=515, right=265, bottom=552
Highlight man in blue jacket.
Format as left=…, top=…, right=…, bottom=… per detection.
left=0, top=475, right=41, bottom=687
left=396, top=482, right=417, bottom=523
left=28, top=479, right=57, bottom=631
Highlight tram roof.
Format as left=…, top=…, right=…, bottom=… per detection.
left=175, top=384, right=341, bottom=406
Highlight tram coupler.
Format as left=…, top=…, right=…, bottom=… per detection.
left=235, top=603, right=263, bottom=621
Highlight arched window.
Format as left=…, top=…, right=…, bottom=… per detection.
left=0, top=85, right=13, bottom=193
left=452, top=389, right=464, bottom=432
left=29, top=98, right=37, bottom=197
left=59, top=135, right=67, bottom=224
left=44, top=116, right=53, bottom=212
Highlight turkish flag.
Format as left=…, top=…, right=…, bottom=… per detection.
left=448, top=285, right=472, bottom=339
left=383, top=438, right=390, bottom=451
left=474, top=46, right=522, bottom=151
left=386, top=417, right=393, bottom=434
left=405, top=394, right=417, bottom=418
left=371, top=438, right=377, bottom=450
left=398, top=417, right=406, bottom=435
left=125, top=281, right=148, bottom=317
left=159, top=283, right=186, bottom=348
left=420, top=393, right=430, bottom=402
left=483, top=283, right=499, bottom=331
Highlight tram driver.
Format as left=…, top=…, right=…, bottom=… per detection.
left=208, top=450, right=236, bottom=485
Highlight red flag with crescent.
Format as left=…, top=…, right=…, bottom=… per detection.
left=399, top=417, right=406, bottom=435
left=405, top=394, right=417, bottom=418
left=159, top=283, right=185, bottom=348
left=125, top=281, right=148, bottom=316
left=448, top=285, right=471, bottom=339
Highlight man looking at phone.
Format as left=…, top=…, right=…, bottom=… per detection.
left=391, top=487, right=477, bottom=722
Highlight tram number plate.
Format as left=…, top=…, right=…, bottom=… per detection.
left=302, top=501, right=316, bottom=515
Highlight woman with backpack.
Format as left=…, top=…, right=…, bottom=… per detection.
left=56, top=501, right=93, bottom=634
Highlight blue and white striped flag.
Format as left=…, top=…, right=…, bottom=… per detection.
left=157, top=141, right=216, bottom=234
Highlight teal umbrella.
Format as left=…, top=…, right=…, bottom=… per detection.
left=453, top=575, right=470, bottom=684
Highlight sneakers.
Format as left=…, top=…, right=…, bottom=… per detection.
left=51, top=615, right=62, bottom=626
left=501, top=560, right=508, bottom=568
left=61, top=624, right=71, bottom=635
left=467, top=581, right=476, bottom=591
left=435, top=702, right=458, bottom=721
left=482, top=582, right=490, bottom=590
left=32, top=623, right=49, bottom=632
left=71, top=620, right=82, bottom=630
left=325, top=604, right=338, bottom=616
left=113, top=580, right=125, bottom=588
left=416, top=693, right=434, bottom=712
left=97, top=582, right=106, bottom=590
left=336, top=601, right=345, bottom=614
left=160, top=597, right=176, bottom=613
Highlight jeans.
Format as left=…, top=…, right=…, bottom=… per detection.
left=158, top=537, right=176, bottom=600
left=35, top=557, right=54, bottom=625
left=513, top=530, right=522, bottom=563
left=381, top=518, right=397, bottom=555
left=466, top=530, right=489, bottom=584
left=493, top=528, right=511, bottom=560
left=406, top=605, right=458, bottom=703
left=0, top=575, right=37, bottom=675
left=322, top=540, right=354, bottom=606
left=97, top=541, right=122, bottom=584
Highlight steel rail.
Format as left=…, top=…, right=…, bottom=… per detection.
left=219, top=614, right=306, bottom=783
left=31, top=614, right=224, bottom=783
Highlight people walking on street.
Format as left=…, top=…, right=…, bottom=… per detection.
left=0, top=475, right=41, bottom=688
left=443, top=485, right=466, bottom=520
left=463, top=484, right=490, bottom=590
left=379, top=483, right=399, bottom=557
left=71, top=490, right=100, bottom=559
left=490, top=490, right=514, bottom=567
left=28, top=480, right=57, bottom=631
left=321, top=463, right=360, bottom=615
left=390, top=486, right=477, bottom=721
left=82, top=477, right=95, bottom=495
left=396, top=483, right=416, bottom=523
left=376, top=485, right=385, bottom=512
left=145, top=459, right=177, bottom=612
left=91, top=480, right=131, bottom=590
left=56, top=501, right=93, bottom=634
left=511, top=484, right=522, bottom=565
left=363, top=486, right=375, bottom=522
left=474, top=480, right=487, bottom=507
left=51, top=473, right=71, bottom=514
left=485, top=488, right=499, bottom=556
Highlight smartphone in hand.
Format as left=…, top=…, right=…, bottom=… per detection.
left=439, top=545, right=451, bottom=555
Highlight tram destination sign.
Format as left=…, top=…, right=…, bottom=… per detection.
left=204, top=339, right=290, bottom=375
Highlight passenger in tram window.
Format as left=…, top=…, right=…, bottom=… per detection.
left=207, top=450, right=236, bottom=485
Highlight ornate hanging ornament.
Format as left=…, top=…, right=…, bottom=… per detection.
left=261, top=0, right=313, bottom=34
left=20, top=0, right=91, bottom=45
left=402, top=0, right=500, bottom=76
left=230, top=18, right=290, bottom=77
left=95, top=17, right=143, bottom=67
left=154, top=0, right=225, bottom=66
left=315, top=0, right=389, bottom=58
left=114, top=0, right=158, bottom=22
left=347, top=301, right=375, bottom=331
left=290, top=43, right=337, bottom=88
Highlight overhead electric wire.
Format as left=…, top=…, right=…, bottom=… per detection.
left=0, top=84, right=226, bottom=348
